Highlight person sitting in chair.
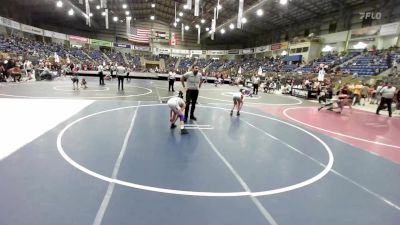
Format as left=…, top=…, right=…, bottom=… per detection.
left=10, top=65, right=22, bottom=82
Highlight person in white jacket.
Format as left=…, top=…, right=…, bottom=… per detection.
left=116, top=65, right=126, bottom=91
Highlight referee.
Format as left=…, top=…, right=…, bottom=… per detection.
left=168, top=70, right=176, bottom=92
left=252, top=75, right=261, bottom=95
left=376, top=82, right=396, bottom=117
left=181, top=65, right=202, bottom=122
left=116, top=64, right=126, bottom=91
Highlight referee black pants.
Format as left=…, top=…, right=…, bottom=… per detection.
left=99, top=72, right=104, bottom=85
left=168, top=80, right=175, bottom=92
left=376, top=97, right=393, bottom=117
left=185, top=89, right=199, bottom=119
left=253, top=84, right=259, bottom=95
left=118, top=76, right=124, bottom=90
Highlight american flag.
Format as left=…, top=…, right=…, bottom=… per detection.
left=127, top=27, right=150, bottom=43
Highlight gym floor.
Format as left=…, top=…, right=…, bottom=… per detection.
left=0, top=76, right=399, bottom=225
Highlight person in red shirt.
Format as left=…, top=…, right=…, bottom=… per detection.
left=10, top=65, right=21, bottom=82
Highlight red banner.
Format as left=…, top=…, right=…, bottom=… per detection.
left=271, top=43, right=281, bottom=51
left=170, top=32, right=176, bottom=46
left=68, top=35, right=89, bottom=43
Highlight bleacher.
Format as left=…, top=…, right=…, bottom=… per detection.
left=0, top=36, right=69, bottom=60
left=341, top=53, right=389, bottom=76
left=339, top=52, right=360, bottom=64
left=87, top=50, right=106, bottom=63
left=164, top=56, right=178, bottom=71
left=70, top=48, right=90, bottom=61
left=178, top=58, right=195, bottom=70
left=125, top=53, right=142, bottom=67
left=206, top=59, right=223, bottom=72
left=197, top=58, right=210, bottom=68
left=105, top=51, right=124, bottom=65
left=0, top=35, right=397, bottom=78
left=221, top=60, right=236, bottom=70
left=299, top=52, right=359, bottom=74
left=281, top=64, right=299, bottom=72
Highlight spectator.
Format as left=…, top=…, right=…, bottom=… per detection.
left=10, top=64, right=22, bottom=82
left=396, top=88, right=400, bottom=111
left=361, top=84, right=369, bottom=106
left=0, top=63, right=6, bottom=82
left=376, top=83, right=396, bottom=117
left=353, top=81, right=363, bottom=106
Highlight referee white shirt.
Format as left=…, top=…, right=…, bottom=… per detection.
left=168, top=71, right=176, bottom=80
left=116, top=66, right=126, bottom=76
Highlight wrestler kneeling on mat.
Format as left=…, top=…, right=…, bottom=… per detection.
left=168, top=91, right=189, bottom=134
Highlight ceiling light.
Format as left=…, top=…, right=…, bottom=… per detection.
left=113, top=16, right=118, bottom=22
left=217, top=4, right=222, bottom=10
left=256, top=9, right=263, bottom=16
left=205, top=27, right=210, bottom=31
left=176, top=18, right=180, bottom=22
left=241, top=17, right=247, bottom=23
left=201, top=19, right=205, bottom=24
left=179, top=12, right=183, bottom=17
left=150, top=15, right=155, bottom=20
left=122, top=4, right=127, bottom=9
left=89, top=13, right=93, bottom=17
left=96, top=5, right=100, bottom=10
left=185, top=25, right=189, bottom=30
left=173, top=22, right=177, bottom=27
left=322, top=45, right=333, bottom=52
left=151, top=3, right=155, bottom=8
left=229, top=23, right=234, bottom=29
left=125, top=11, right=130, bottom=15
left=183, top=5, right=188, bottom=9
left=220, top=28, right=225, bottom=34
left=127, top=16, right=132, bottom=20
left=68, top=9, right=74, bottom=16
left=195, top=24, right=200, bottom=28
left=280, top=0, right=288, bottom=5
left=56, top=1, right=63, bottom=8
left=353, top=42, right=367, bottom=49
left=101, top=11, right=106, bottom=16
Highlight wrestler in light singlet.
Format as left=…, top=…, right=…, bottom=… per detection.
left=167, top=92, right=188, bottom=134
